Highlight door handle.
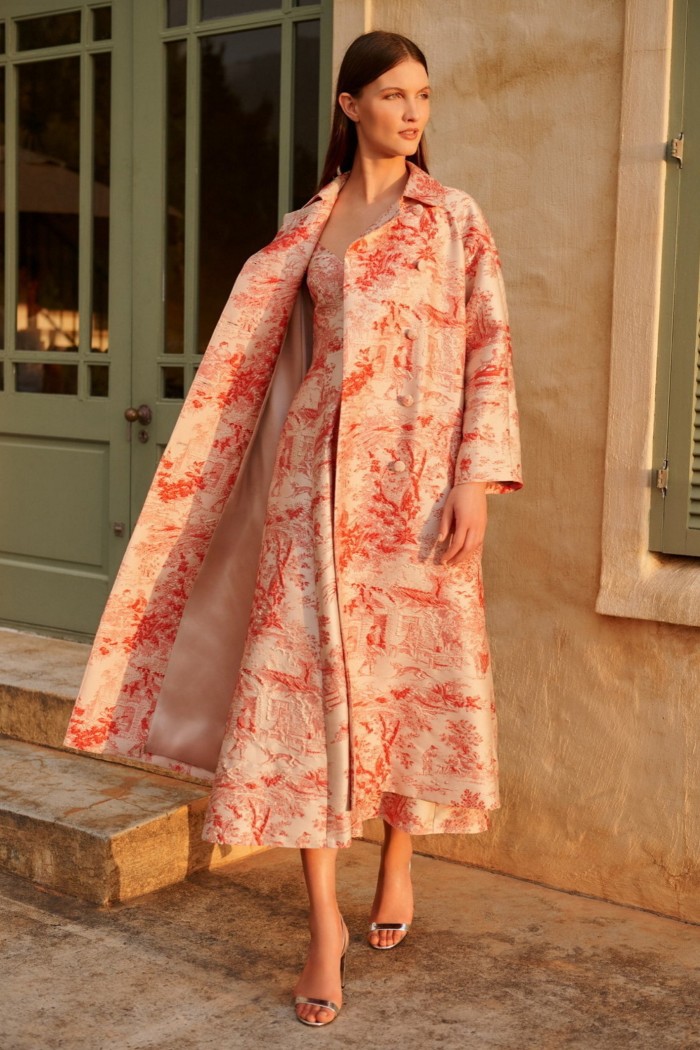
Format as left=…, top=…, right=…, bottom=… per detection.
left=124, top=403, right=153, bottom=425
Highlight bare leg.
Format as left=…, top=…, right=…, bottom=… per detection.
left=368, top=821, right=414, bottom=948
left=293, top=847, right=348, bottom=1024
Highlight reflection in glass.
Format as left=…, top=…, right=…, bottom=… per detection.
left=201, top=0, right=276, bottom=19
left=198, top=26, right=280, bottom=352
left=166, top=0, right=188, bottom=27
left=92, top=6, right=112, bottom=41
left=92, top=52, right=111, bottom=352
left=89, top=363, right=109, bottom=396
left=15, top=362, right=78, bottom=394
left=165, top=41, right=186, bottom=354
left=17, top=58, right=81, bottom=352
left=0, top=68, right=5, bottom=350
left=17, top=11, right=81, bottom=51
left=292, top=19, right=320, bottom=209
left=162, top=365, right=184, bottom=399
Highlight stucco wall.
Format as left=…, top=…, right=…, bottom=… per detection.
left=352, top=0, right=699, bottom=922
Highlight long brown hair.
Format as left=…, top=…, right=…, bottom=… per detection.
left=316, top=30, right=430, bottom=191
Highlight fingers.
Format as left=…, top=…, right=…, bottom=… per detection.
left=441, top=526, right=484, bottom=565
left=437, top=503, right=453, bottom=543
left=437, top=489, right=487, bottom=565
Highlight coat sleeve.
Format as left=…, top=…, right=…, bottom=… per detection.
left=453, top=197, right=523, bottom=495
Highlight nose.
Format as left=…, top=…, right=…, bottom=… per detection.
left=403, top=99, right=420, bottom=122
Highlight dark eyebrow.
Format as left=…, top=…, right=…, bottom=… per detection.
left=381, top=85, right=431, bottom=91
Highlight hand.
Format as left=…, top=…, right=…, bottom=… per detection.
left=437, top=482, right=488, bottom=565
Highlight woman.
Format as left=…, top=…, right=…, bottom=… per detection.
left=64, top=30, right=522, bottom=1029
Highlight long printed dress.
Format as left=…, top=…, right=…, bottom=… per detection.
left=201, top=199, right=492, bottom=848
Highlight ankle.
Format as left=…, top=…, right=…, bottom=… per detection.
left=307, top=906, right=343, bottom=933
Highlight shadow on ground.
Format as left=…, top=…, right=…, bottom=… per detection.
left=1, top=840, right=698, bottom=1049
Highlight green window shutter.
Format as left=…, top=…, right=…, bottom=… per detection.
left=650, top=0, right=700, bottom=556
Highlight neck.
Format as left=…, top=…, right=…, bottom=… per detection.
left=341, top=155, right=410, bottom=205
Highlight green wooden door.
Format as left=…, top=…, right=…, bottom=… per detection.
left=0, top=0, right=331, bottom=638
left=129, top=0, right=331, bottom=516
left=0, top=0, right=132, bottom=636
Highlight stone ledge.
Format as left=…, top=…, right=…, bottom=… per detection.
left=0, top=626, right=87, bottom=750
left=0, top=737, right=260, bottom=904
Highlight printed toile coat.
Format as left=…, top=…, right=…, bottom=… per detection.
left=63, top=160, right=523, bottom=848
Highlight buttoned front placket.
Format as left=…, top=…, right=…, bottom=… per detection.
left=331, top=193, right=429, bottom=813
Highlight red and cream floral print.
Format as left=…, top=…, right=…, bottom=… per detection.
left=63, top=161, right=522, bottom=848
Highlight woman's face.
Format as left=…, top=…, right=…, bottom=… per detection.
left=339, top=58, right=431, bottom=160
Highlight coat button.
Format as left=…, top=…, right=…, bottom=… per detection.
left=398, top=394, right=414, bottom=407
left=403, top=327, right=418, bottom=340
left=389, top=459, right=407, bottom=472
left=414, top=258, right=426, bottom=271
left=410, top=203, right=423, bottom=215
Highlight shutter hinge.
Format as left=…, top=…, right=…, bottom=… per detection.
left=656, top=460, right=669, bottom=496
left=667, top=133, right=684, bottom=167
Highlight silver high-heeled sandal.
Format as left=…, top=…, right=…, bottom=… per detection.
left=293, top=918, right=349, bottom=1027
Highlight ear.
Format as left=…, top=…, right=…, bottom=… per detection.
left=338, top=91, right=360, bottom=123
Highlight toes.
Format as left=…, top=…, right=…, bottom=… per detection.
left=374, top=927, right=406, bottom=948
left=296, top=1002, right=335, bottom=1025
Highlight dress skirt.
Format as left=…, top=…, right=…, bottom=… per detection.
left=201, top=202, right=491, bottom=848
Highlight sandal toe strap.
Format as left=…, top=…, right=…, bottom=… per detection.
left=368, top=922, right=410, bottom=932
left=294, top=996, right=340, bottom=1014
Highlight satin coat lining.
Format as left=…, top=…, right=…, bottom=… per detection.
left=145, top=279, right=314, bottom=772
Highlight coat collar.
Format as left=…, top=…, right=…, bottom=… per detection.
left=304, top=159, right=447, bottom=210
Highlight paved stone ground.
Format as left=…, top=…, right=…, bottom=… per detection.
left=1, top=841, right=698, bottom=1050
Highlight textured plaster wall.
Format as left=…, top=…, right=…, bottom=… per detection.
left=354, top=0, right=699, bottom=922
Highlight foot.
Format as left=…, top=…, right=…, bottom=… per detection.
left=368, top=856, right=414, bottom=948
left=293, top=911, right=348, bottom=1025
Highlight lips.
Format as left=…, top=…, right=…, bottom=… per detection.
left=399, top=130, right=419, bottom=138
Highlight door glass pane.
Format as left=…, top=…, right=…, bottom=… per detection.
left=17, top=58, right=80, bottom=353
left=164, top=40, right=186, bottom=354
left=0, top=67, right=5, bottom=350
left=16, top=11, right=81, bottom=51
left=166, top=0, right=188, bottom=27
left=92, top=52, right=111, bottom=353
left=292, top=19, right=320, bottom=209
left=92, top=6, right=112, bottom=41
left=161, top=365, right=184, bottom=399
left=200, top=1, right=277, bottom=20
left=198, top=26, right=280, bottom=353
left=15, top=362, right=78, bottom=394
left=88, top=363, right=109, bottom=396
left=0, top=23, right=5, bottom=54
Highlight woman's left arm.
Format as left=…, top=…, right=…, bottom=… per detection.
left=438, top=199, right=523, bottom=566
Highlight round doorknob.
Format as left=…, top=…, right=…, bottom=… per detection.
left=124, top=403, right=153, bottom=425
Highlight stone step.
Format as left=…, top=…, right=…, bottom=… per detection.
left=0, top=627, right=87, bottom=750
left=0, top=736, right=258, bottom=904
